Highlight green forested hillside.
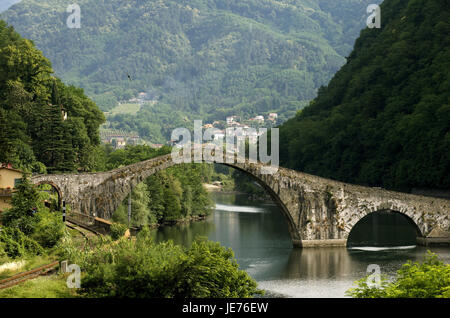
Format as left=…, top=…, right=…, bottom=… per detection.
left=0, top=21, right=104, bottom=173
left=1, top=0, right=380, bottom=142
left=278, top=0, right=450, bottom=191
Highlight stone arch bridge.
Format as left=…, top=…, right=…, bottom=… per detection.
left=31, top=154, right=450, bottom=247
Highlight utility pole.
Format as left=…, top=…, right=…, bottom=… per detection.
left=128, top=193, right=131, bottom=228
left=62, top=200, right=66, bottom=223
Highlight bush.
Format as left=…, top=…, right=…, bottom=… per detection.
left=31, top=210, right=65, bottom=248
left=110, top=222, right=128, bottom=240
left=179, top=238, right=262, bottom=298
left=0, top=176, right=41, bottom=235
left=346, top=251, right=450, bottom=298
left=0, top=241, right=7, bottom=259
left=0, top=227, right=44, bottom=258
left=76, top=234, right=263, bottom=298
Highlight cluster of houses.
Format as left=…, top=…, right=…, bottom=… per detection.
left=127, top=92, right=158, bottom=105
left=100, top=129, right=142, bottom=149
left=200, top=113, right=278, bottom=144
left=127, top=92, right=149, bottom=103
left=225, top=113, right=278, bottom=126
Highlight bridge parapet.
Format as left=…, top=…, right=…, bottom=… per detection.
left=31, top=154, right=450, bottom=247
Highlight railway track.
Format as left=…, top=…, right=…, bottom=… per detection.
left=65, top=220, right=101, bottom=238
left=0, top=261, right=60, bottom=290
left=65, top=219, right=102, bottom=251
left=0, top=221, right=101, bottom=291
left=0, top=221, right=100, bottom=292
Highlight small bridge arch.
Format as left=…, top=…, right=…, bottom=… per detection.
left=34, top=180, right=63, bottom=209
left=346, top=209, right=424, bottom=247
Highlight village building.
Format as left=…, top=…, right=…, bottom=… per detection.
left=268, top=113, right=278, bottom=122
left=0, top=164, right=23, bottom=213
left=213, top=132, right=225, bottom=142
left=61, top=107, right=68, bottom=121
left=100, top=129, right=141, bottom=149
left=229, top=121, right=242, bottom=127
left=226, top=116, right=239, bottom=125
left=250, top=115, right=265, bottom=124
left=113, top=138, right=127, bottom=149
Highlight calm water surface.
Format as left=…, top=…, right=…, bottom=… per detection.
left=151, top=193, right=450, bottom=298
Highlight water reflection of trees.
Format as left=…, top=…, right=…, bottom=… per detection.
left=282, top=248, right=361, bottom=279
left=150, top=219, right=216, bottom=247
left=281, top=247, right=450, bottom=281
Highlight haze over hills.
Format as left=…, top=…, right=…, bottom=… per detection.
left=278, top=0, right=450, bottom=192
left=0, top=0, right=21, bottom=13
left=1, top=0, right=381, bottom=143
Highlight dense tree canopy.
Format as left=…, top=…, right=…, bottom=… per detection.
left=0, top=21, right=105, bottom=173
left=278, top=0, right=450, bottom=192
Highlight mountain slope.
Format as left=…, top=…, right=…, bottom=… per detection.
left=1, top=0, right=380, bottom=142
left=278, top=0, right=450, bottom=191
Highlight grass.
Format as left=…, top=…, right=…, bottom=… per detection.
left=0, top=275, right=78, bottom=298
left=109, top=103, right=141, bottom=115
left=0, top=227, right=86, bottom=281
left=66, top=228, right=88, bottom=249
left=0, top=226, right=94, bottom=298
left=0, top=255, right=58, bottom=281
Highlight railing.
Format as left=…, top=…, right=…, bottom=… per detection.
left=0, top=188, right=14, bottom=197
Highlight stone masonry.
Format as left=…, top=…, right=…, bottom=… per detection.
left=31, top=153, right=450, bottom=247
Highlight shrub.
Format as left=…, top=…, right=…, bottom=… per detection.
left=179, top=237, right=262, bottom=298
left=346, top=251, right=450, bottom=298
left=0, top=227, right=44, bottom=258
left=77, top=234, right=263, bottom=298
left=110, top=222, right=128, bottom=240
left=31, top=209, right=65, bottom=248
left=0, top=176, right=41, bottom=235
left=0, top=241, right=7, bottom=259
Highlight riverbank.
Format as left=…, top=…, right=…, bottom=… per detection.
left=203, top=183, right=273, bottom=202
left=158, top=214, right=208, bottom=227
left=203, top=183, right=223, bottom=192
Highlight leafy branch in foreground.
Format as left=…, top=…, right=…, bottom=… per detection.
left=346, top=251, right=450, bottom=298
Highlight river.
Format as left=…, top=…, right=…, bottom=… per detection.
left=150, top=192, right=450, bottom=298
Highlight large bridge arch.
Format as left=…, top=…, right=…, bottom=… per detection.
left=222, top=163, right=302, bottom=245
left=31, top=153, right=450, bottom=247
